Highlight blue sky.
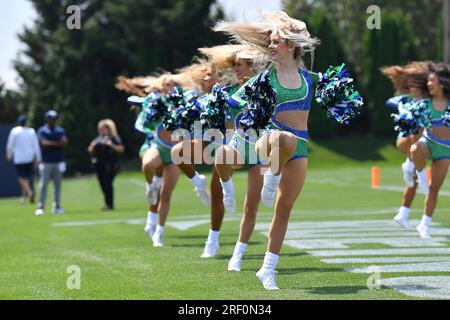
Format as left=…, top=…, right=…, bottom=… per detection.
left=0, top=0, right=281, bottom=90
left=0, top=0, right=36, bottom=90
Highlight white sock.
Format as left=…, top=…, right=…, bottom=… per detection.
left=153, top=176, right=163, bottom=187
left=220, top=178, right=234, bottom=195
left=191, top=172, right=203, bottom=187
left=147, top=212, right=158, bottom=225
left=232, top=241, right=248, bottom=257
left=404, top=158, right=415, bottom=171
left=417, top=168, right=427, bottom=177
left=266, top=171, right=282, bottom=183
left=398, top=206, right=410, bottom=219
left=207, top=230, right=220, bottom=244
left=261, top=252, right=279, bottom=272
left=155, top=225, right=164, bottom=237
left=420, top=215, right=432, bottom=226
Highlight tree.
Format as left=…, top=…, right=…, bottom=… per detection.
left=437, top=6, right=445, bottom=62
left=14, top=0, right=226, bottom=172
left=362, top=10, right=422, bottom=137
left=0, top=79, right=24, bottom=125
left=299, top=10, right=346, bottom=138
left=284, top=0, right=441, bottom=67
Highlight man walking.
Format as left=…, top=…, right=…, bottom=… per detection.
left=6, top=115, right=41, bottom=204
left=36, top=110, right=68, bottom=216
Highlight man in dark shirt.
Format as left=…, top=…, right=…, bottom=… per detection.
left=35, top=110, right=68, bottom=215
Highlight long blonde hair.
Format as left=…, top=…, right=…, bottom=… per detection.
left=98, top=119, right=119, bottom=138
left=198, top=45, right=239, bottom=86
left=197, top=44, right=262, bottom=86
left=115, top=75, right=159, bottom=97
left=381, top=61, right=431, bottom=96
left=214, top=11, right=320, bottom=68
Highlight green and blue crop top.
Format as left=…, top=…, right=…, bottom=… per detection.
left=229, top=68, right=319, bottom=138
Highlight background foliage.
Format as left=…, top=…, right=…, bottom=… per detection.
left=0, top=0, right=446, bottom=171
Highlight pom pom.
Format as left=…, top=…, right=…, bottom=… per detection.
left=443, top=104, right=450, bottom=128
left=391, top=99, right=431, bottom=137
left=386, top=95, right=413, bottom=110
left=315, top=63, right=364, bottom=125
left=238, top=70, right=277, bottom=131
left=142, top=92, right=167, bottom=123
left=127, top=96, right=145, bottom=107
left=131, top=92, right=165, bottom=134
left=199, top=84, right=230, bottom=134
left=162, top=87, right=202, bottom=133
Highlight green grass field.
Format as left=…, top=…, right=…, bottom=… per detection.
left=1, top=141, right=450, bottom=300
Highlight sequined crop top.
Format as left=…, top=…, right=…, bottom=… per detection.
left=229, top=68, right=319, bottom=115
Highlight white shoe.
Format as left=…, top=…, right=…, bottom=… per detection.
left=152, top=232, right=164, bottom=247
left=35, top=208, right=44, bottom=216
left=52, top=207, right=64, bottom=214
left=200, top=241, right=220, bottom=258
left=402, top=161, right=415, bottom=188
left=256, top=268, right=279, bottom=290
left=227, top=255, right=242, bottom=272
left=261, top=172, right=280, bottom=208
left=223, top=190, right=236, bottom=214
left=194, top=175, right=211, bottom=206
left=417, top=223, right=431, bottom=239
left=393, top=213, right=410, bottom=229
left=416, top=170, right=429, bottom=195
left=146, top=183, right=159, bottom=205
left=20, top=197, right=26, bottom=205
left=144, top=223, right=157, bottom=238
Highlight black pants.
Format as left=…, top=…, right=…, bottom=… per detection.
left=95, top=163, right=119, bottom=209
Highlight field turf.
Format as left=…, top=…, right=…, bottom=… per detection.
left=1, top=141, right=449, bottom=300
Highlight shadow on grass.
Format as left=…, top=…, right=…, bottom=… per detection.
left=169, top=242, right=237, bottom=248
left=304, top=286, right=369, bottom=295
left=278, top=267, right=342, bottom=275
left=214, top=251, right=305, bottom=261
left=171, top=235, right=211, bottom=240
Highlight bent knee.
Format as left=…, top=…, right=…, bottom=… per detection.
left=410, top=142, right=427, bottom=155
left=397, top=139, right=411, bottom=154
left=274, top=132, right=297, bottom=152
left=170, top=143, right=183, bottom=158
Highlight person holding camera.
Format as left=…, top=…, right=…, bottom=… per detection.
left=88, top=119, right=124, bottom=211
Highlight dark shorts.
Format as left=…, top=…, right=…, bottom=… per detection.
left=15, top=163, right=34, bottom=178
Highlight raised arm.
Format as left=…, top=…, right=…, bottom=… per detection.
left=228, top=75, right=257, bottom=110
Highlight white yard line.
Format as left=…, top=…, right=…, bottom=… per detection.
left=322, top=257, right=450, bottom=264
left=258, top=219, right=450, bottom=299
left=375, top=185, right=450, bottom=196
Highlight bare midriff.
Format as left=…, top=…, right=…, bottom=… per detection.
left=274, top=110, right=309, bottom=131
left=429, top=126, right=450, bottom=140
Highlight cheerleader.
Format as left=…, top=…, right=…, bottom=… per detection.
left=410, top=63, right=450, bottom=239
left=381, top=62, right=431, bottom=228
left=119, top=70, right=202, bottom=246
left=212, top=48, right=268, bottom=271
left=215, top=11, right=362, bottom=289
left=116, top=75, right=164, bottom=238
left=170, top=45, right=252, bottom=258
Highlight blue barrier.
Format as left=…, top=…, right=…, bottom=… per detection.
left=0, top=125, right=21, bottom=197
